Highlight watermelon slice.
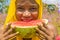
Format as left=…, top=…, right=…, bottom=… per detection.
left=11, top=19, right=48, bottom=38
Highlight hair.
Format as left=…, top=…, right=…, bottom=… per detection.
left=15, top=0, right=39, bottom=5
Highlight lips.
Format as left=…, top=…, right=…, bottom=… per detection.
left=21, top=18, right=32, bottom=22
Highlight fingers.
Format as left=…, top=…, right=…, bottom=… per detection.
left=36, top=22, right=54, bottom=40
left=38, top=24, right=50, bottom=36
left=3, top=23, right=11, bottom=33
left=3, top=32, right=19, bottom=40
left=42, top=19, right=48, bottom=24
left=0, top=23, right=18, bottom=40
left=36, top=33, right=44, bottom=40
left=0, top=26, right=4, bottom=33
left=42, top=19, right=48, bottom=29
left=0, top=28, right=15, bottom=39
left=36, top=28, right=50, bottom=39
left=3, top=28, right=14, bottom=37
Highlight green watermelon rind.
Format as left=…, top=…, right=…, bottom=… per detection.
left=14, top=26, right=38, bottom=38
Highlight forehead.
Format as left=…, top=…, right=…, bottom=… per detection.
left=16, top=0, right=38, bottom=5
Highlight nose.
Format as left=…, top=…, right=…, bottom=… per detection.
left=23, top=10, right=31, bottom=17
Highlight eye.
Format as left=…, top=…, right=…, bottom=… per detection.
left=29, top=7, right=38, bottom=12
left=17, top=7, right=25, bottom=12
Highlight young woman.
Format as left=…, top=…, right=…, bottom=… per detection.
left=0, top=0, right=57, bottom=40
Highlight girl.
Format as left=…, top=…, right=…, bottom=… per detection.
left=0, top=0, right=57, bottom=40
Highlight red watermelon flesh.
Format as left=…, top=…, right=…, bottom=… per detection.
left=11, top=20, right=42, bottom=28
left=56, top=36, right=60, bottom=40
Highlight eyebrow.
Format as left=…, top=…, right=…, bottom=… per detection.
left=16, top=4, right=38, bottom=7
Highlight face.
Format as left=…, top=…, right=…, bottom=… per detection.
left=15, top=0, right=39, bottom=22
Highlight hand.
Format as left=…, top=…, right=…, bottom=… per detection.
left=36, top=22, right=55, bottom=40
left=0, top=23, right=19, bottom=40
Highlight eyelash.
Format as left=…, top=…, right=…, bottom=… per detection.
left=17, top=8, right=25, bottom=11
left=17, top=7, right=37, bottom=12
left=29, top=8, right=37, bottom=11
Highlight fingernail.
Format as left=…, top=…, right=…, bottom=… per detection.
left=42, top=19, right=48, bottom=24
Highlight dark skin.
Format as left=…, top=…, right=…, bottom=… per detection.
left=0, top=0, right=57, bottom=40
left=0, top=23, right=19, bottom=40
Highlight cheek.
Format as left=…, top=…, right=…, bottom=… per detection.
left=31, top=12, right=38, bottom=19
left=16, top=11, right=23, bottom=20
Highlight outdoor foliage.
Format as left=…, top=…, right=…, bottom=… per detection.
left=43, top=3, right=60, bottom=35
left=0, top=0, right=9, bottom=13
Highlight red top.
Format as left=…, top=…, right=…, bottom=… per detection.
left=56, top=35, right=60, bottom=40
